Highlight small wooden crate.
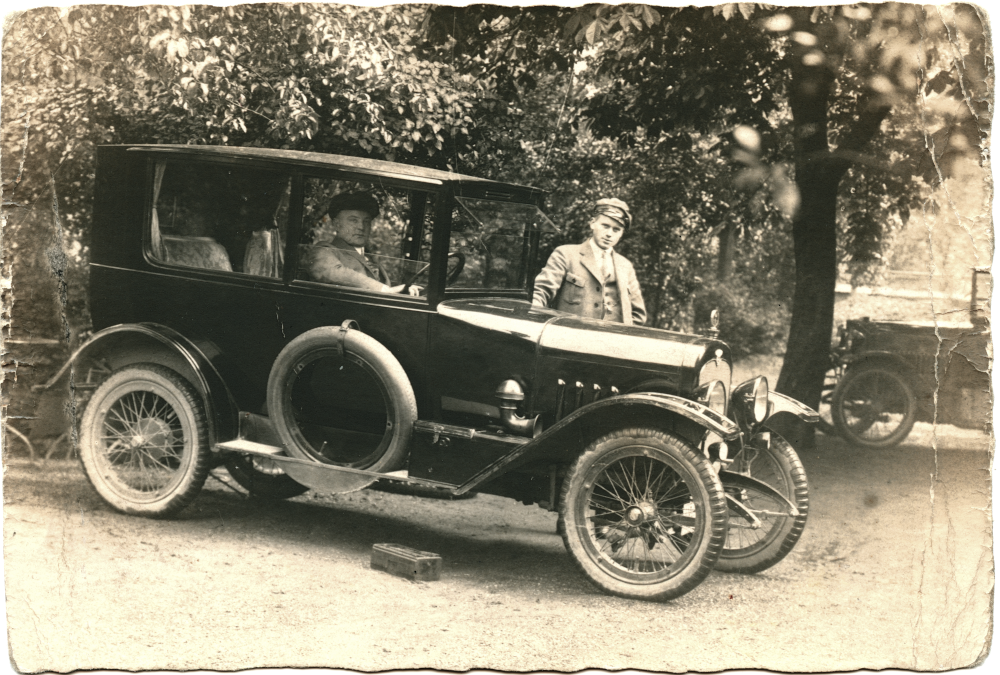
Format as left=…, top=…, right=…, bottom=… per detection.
left=371, top=543, right=442, bottom=581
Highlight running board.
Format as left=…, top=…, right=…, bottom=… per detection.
left=216, top=439, right=284, bottom=455
left=214, top=439, right=460, bottom=496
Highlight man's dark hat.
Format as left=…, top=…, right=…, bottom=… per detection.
left=327, top=192, right=380, bottom=219
left=594, top=197, right=632, bottom=230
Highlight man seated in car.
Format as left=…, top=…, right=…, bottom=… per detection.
left=303, top=192, right=421, bottom=296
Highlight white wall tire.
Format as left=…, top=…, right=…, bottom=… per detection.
left=79, top=364, right=211, bottom=517
left=266, top=326, right=416, bottom=473
left=558, top=428, right=728, bottom=601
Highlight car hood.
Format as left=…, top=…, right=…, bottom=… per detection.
left=437, top=298, right=724, bottom=369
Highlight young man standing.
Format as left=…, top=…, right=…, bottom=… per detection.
left=532, top=198, right=646, bottom=326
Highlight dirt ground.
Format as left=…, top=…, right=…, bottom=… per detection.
left=2, top=421, right=993, bottom=673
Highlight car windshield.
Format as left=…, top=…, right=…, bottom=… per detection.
left=455, top=198, right=558, bottom=235
left=448, top=197, right=558, bottom=291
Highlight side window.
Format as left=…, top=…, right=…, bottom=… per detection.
left=149, top=161, right=290, bottom=277
left=297, top=177, right=432, bottom=296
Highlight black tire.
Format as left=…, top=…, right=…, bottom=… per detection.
left=223, top=453, right=309, bottom=500
left=79, top=364, right=211, bottom=517
left=832, top=365, right=917, bottom=449
left=267, top=326, right=416, bottom=472
left=716, top=433, right=809, bottom=573
left=558, top=428, right=728, bottom=602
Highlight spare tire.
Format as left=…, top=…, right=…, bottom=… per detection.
left=266, top=324, right=416, bottom=472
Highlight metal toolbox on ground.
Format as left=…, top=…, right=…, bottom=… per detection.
left=371, top=543, right=443, bottom=581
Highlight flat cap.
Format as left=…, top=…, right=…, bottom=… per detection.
left=327, top=192, right=380, bottom=219
left=594, top=197, right=632, bottom=230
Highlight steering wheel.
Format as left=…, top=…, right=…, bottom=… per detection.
left=401, top=251, right=466, bottom=292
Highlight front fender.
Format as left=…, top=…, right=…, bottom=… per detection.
left=456, top=393, right=740, bottom=494
left=767, top=391, right=820, bottom=424
left=36, top=323, right=238, bottom=444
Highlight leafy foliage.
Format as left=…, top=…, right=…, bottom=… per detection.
left=3, top=3, right=527, bottom=340
left=3, top=3, right=990, bottom=386
left=582, top=7, right=784, bottom=142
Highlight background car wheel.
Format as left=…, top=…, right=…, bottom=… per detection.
left=716, top=433, right=809, bottom=573
left=267, top=326, right=416, bottom=472
left=223, top=453, right=309, bottom=500
left=832, top=365, right=917, bottom=449
left=558, top=428, right=728, bottom=602
left=79, top=364, right=211, bottom=517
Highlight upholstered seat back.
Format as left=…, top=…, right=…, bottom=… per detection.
left=161, top=235, right=233, bottom=272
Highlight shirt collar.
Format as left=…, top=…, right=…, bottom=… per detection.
left=355, top=246, right=365, bottom=256
left=589, top=238, right=612, bottom=259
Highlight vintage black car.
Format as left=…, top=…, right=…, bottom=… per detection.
left=48, top=145, right=817, bottom=601
left=824, top=269, right=991, bottom=449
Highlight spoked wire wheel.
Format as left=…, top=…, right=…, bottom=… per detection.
left=832, top=365, right=917, bottom=449
left=559, top=428, right=728, bottom=601
left=716, top=433, right=809, bottom=573
left=79, top=364, right=210, bottom=517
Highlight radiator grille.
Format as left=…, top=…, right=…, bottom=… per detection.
left=698, top=357, right=732, bottom=396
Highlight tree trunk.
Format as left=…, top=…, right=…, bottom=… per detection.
left=775, top=8, right=839, bottom=418
left=717, top=222, right=735, bottom=281
left=775, top=9, right=891, bottom=448
left=776, top=162, right=839, bottom=411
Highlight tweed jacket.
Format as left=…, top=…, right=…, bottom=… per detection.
left=532, top=240, right=647, bottom=326
left=303, top=236, right=391, bottom=291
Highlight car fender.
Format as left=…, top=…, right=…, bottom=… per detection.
left=767, top=391, right=820, bottom=425
left=35, top=323, right=238, bottom=444
left=456, top=393, right=740, bottom=494
left=842, top=350, right=916, bottom=380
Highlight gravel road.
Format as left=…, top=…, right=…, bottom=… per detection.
left=4, top=422, right=992, bottom=673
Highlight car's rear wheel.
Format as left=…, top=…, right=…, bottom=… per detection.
left=223, top=453, right=309, bottom=500
left=79, top=364, right=211, bottom=517
left=558, top=428, right=728, bottom=601
left=832, top=365, right=917, bottom=449
left=267, top=325, right=416, bottom=472
left=716, top=433, right=809, bottom=573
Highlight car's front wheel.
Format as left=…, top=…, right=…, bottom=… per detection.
left=79, top=364, right=211, bottom=517
left=716, top=433, right=809, bottom=573
left=558, top=428, right=728, bottom=601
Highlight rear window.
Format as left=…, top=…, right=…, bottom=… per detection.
left=148, top=161, right=290, bottom=277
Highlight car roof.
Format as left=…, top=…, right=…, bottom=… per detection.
left=118, top=144, right=544, bottom=195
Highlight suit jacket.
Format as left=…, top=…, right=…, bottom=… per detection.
left=532, top=241, right=647, bottom=326
left=303, top=236, right=391, bottom=291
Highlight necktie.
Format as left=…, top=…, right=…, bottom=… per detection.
left=603, top=251, right=612, bottom=282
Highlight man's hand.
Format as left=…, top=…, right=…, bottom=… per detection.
left=389, top=284, right=423, bottom=297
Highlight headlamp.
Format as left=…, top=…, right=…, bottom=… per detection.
left=731, top=375, right=770, bottom=427
left=696, top=379, right=727, bottom=417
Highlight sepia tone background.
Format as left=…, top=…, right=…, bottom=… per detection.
left=2, top=2, right=994, bottom=672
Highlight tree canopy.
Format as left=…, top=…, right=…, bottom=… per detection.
left=3, top=3, right=992, bottom=422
